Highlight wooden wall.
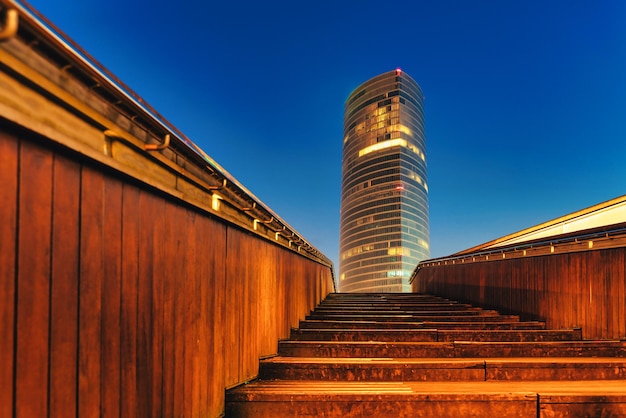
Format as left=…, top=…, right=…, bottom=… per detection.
left=413, top=249, right=626, bottom=340
left=0, top=122, right=334, bottom=418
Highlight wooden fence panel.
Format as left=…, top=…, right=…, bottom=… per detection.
left=1, top=123, right=334, bottom=418
left=414, top=249, right=626, bottom=340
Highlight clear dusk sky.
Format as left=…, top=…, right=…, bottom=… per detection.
left=23, top=0, right=626, bottom=268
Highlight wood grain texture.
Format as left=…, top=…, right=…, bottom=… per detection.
left=2, top=122, right=333, bottom=418
left=49, top=154, right=80, bottom=418
left=79, top=165, right=105, bottom=418
left=16, top=138, right=52, bottom=418
left=414, top=249, right=626, bottom=340
left=101, top=177, right=123, bottom=418
left=0, top=128, right=18, bottom=418
left=120, top=184, right=140, bottom=418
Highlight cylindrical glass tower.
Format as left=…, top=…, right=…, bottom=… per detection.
left=339, top=69, right=429, bottom=292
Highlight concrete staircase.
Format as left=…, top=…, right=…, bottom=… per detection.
left=225, top=293, right=626, bottom=417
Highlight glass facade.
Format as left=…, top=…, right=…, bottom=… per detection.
left=339, top=69, right=430, bottom=292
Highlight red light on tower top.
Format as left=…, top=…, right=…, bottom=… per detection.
left=396, top=68, right=402, bottom=75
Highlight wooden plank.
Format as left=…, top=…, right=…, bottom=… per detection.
left=224, top=227, right=242, bottom=388
left=617, top=248, right=626, bottom=339
left=101, top=176, right=123, bottom=418
left=150, top=194, right=165, bottom=418
left=49, top=154, right=81, bottom=417
left=15, top=138, right=53, bottom=418
left=604, top=250, right=615, bottom=339
left=136, top=190, right=155, bottom=417
left=243, top=237, right=259, bottom=382
left=275, top=251, right=288, bottom=340
left=196, top=213, right=210, bottom=415
left=160, top=201, right=178, bottom=417
left=183, top=210, right=197, bottom=417
left=120, top=185, right=140, bottom=418
left=209, top=218, right=227, bottom=417
left=259, top=245, right=278, bottom=356
left=0, top=127, right=18, bottom=418
left=171, top=208, right=187, bottom=416
left=547, top=254, right=560, bottom=329
left=78, top=165, right=105, bottom=418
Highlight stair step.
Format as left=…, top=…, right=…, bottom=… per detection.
left=324, top=293, right=447, bottom=300
left=437, top=328, right=582, bottom=342
left=290, top=328, right=438, bottom=342
left=226, top=380, right=626, bottom=418
left=315, top=303, right=476, bottom=310
left=304, top=314, right=519, bottom=322
left=310, top=309, right=495, bottom=316
left=485, top=357, right=626, bottom=380
left=260, top=357, right=484, bottom=381
left=259, top=356, right=626, bottom=381
left=419, top=321, right=546, bottom=330
left=299, top=319, right=546, bottom=330
left=278, top=340, right=626, bottom=358
left=289, top=328, right=582, bottom=342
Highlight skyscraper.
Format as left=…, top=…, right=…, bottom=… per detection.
left=339, top=69, right=429, bottom=293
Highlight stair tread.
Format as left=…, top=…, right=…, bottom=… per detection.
left=263, top=356, right=626, bottom=365
left=300, top=320, right=546, bottom=329
left=228, top=379, right=626, bottom=396
left=291, top=328, right=580, bottom=341
left=304, top=317, right=521, bottom=323
left=281, top=339, right=624, bottom=346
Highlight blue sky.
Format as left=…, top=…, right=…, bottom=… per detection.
left=24, top=1, right=626, bottom=267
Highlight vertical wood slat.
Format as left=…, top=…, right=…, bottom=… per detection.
left=120, top=185, right=139, bottom=418
left=171, top=207, right=186, bottom=416
left=196, top=213, right=209, bottom=415
left=160, top=201, right=177, bottom=418
left=0, top=129, right=18, bottom=418
left=182, top=210, right=197, bottom=417
left=150, top=195, right=165, bottom=418
left=101, top=178, right=123, bottom=418
left=79, top=166, right=104, bottom=418
left=49, top=155, right=80, bottom=418
left=137, top=191, right=155, bottom=417
left=196, top=213, right=213, bottom=414
left=224, top=228, right=242, bottom=388
left=209, top=216, right=227, bottom=416
left=16, top=139, right=52, bottom=418
left=614, top=250, right=625, bottom=339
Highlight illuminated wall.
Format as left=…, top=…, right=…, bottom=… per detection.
left=339, top=69, right=430, bottom=292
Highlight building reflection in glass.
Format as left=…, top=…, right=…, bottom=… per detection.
left=339, top=69, right=430, bottom=293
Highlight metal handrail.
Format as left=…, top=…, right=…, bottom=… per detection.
left=410, top=223, right=626, bottom=283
